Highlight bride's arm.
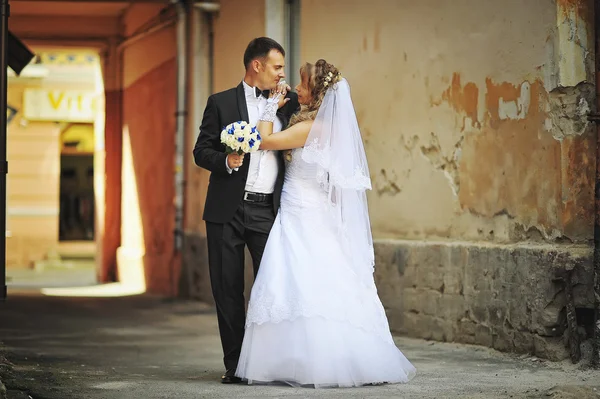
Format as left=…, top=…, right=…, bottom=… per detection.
left=257, top=120, right=313, bottom=150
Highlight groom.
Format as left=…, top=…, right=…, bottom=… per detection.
left=193, top=37, right=299, bottom=383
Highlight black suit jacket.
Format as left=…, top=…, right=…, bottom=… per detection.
left=193, top=82, right=300, bottom=224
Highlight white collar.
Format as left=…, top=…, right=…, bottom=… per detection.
left=242, top=80, right=262, bottom=100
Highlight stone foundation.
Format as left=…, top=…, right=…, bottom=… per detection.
left=179, top=232, right=594, bottom=361
left=180, top=232, right=213, bottom=304
left=374, top=240, right=594, bottom=361
left=180, top=232, right=263, bottom=307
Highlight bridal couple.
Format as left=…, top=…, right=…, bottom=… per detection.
left=193, top=37, right=416, bottom=388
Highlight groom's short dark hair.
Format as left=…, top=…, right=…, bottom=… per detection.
left=244, top=37, right=285, bottom=69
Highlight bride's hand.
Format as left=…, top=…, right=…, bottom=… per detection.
left=270, top=80, right=291, bottom=109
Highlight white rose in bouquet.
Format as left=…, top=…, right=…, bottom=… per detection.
left=220, top=121, right=261, bottom=155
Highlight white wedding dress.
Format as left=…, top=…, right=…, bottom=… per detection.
left=235, top=147, right=417, bottom=388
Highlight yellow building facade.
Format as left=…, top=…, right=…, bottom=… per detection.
left=7, top=50, right=103, bottom=268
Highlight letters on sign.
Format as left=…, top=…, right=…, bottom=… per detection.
left=23, top=89, right=99, bottom=123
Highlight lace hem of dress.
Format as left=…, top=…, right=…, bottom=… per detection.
left=245, top=293, right=391, bottom=341
left=246, top=310, right=394, bottom=344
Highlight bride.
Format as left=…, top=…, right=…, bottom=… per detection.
left=235, top=59, right=417, bottom=388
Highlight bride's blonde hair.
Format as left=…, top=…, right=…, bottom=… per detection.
left=289, top=59, right=342, bottom=127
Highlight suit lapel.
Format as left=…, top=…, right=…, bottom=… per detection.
left=235, top=82, right=252, bottom=166
left=236, top=82, right=249, bottom=122
left=276, top=93, right=291, bottom=127
left=276, top=110, right=287, bottom=128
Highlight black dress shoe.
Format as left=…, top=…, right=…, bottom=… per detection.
left=221, top=369, right=242, bottom=384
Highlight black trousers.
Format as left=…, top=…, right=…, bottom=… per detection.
left=205, top=199, right=276, bottom=372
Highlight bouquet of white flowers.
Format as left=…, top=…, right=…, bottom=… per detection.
left=220, top=121, right=262, bottom=155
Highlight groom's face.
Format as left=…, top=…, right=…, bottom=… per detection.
left=255, top=49, right=286, bottom=90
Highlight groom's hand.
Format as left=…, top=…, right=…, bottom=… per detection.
left=227, top=153, right=244, bottom=170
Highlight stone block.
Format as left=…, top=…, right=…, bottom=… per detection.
left=533, top=335, right=569, bottom=361
left=492, top=328, right=514, bottom=352
left=181, top=233, right=213, bottom=304
left=469, top=301, right=489, bottom=324
left=437, top=293, right=467, bottom=322
left=393, top=245, right=411, bottom=276
left=457, top=318, right=477, bottom=337
left=402, top=311, right=429, bottom=339
left=506, top=293, right=533, bottom=331
left=537, top=303, right=566, bottom=336
left=512, top=330, right=534, bottom=353
left=385, top=308, right=405, bottom=333
left=420, top=289, right=442, bottom=316
left=487, top=302, right=508, bottom=328
left=474, top=324, right=493, bottom=347
left=411, top=244, right=448, bottom=291
left=463, top=246, right=494, bottom=295
left=460, top=334, right=477, bottom=345
left=401, top=287, right=421, bottom=314
left=442, top=269, right=463, bottom=295
left=440, top=320, right=456, bottom=342
left=374, top=242, right=406, bottom=308
left=402, top=261, right=418, bottom=289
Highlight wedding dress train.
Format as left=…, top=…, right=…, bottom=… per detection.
left=235, top=147, right=416, bottom=388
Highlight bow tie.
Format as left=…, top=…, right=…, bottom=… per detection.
left=254, top=87, right=270, bottom=99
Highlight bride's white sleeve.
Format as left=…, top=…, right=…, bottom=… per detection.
left=259, top=95, right=281, bottom=123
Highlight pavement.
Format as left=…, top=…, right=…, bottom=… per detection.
left=5, top=258, right=96, bottom=289
left=0, top=291, right=599, bottom=399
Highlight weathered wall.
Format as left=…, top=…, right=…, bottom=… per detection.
left=301, top=0, right=593, bottom=243
left=119, top=4, right=179, bottom=295
left=300, top=0, right=596, bottom=360
left=213, top=0, right=265, bottom=92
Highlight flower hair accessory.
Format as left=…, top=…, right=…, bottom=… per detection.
left=323, top=72, right=343, bottom=87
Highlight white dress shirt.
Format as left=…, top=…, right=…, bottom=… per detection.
left=226, top=81, right=282, bottom=194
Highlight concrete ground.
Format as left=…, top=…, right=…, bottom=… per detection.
left=0, top=290, right=599, bottom=399
left=6, top=256, right=96, bottom=289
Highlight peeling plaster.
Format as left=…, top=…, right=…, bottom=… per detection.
left=484, top=78, right=542, bottom=128
left=433, top=73, right=481, bottom=131
left=546, top=82, right=594, bottom=140
left=433, top=75, right=570, bottom=238
left=556, top=0, right=593, bottom=87
left=542, top=28, right=560, bottom=92
left=498, top=81, right=531, bottom=121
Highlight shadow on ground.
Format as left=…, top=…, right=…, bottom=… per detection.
left=0, top=293, right=599, bottom=399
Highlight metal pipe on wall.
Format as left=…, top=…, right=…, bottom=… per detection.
left=0, top=0, right=9, bottom=301
left=193, top=2, right=220, bottom=94
left=173, top=0, right=187, bottom=270
left=592, top=0, right=600, bottom=368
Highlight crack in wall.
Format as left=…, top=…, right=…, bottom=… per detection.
left=401, top=134, right=420, bottom=152
left=420, top=132, right=463, bottom=196
left=376, top=169, right=402, bottom=196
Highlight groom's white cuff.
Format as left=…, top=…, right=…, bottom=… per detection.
left=225, top=157, right=238, bottom=174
